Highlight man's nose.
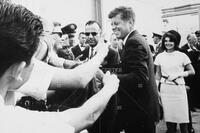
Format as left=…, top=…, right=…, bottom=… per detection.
left=88, top=33, right=94, bottom=38
left=112, top=24, right=117, bottom=31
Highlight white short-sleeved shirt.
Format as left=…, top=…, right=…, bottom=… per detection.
left=5, top=59, right=55, bottom=105
left=0, top=96, right=75, bottom=133
left=154, top=51, right=191, bottom=84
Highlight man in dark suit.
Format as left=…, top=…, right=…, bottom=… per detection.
left=108, top=6, right=160, bottom=133
left=71, top=32, right=89, bottom=61
left=85, top=20, right=119, bottom=133
left=195, top=30, right=200, bottom=46
left=152, top=32, right=163, bottom=57
left=180, top=33, right=199, bottom=133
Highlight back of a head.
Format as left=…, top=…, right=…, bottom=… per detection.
left=195, top=30, right=200, bottom=37
left=108, top=6, right=135, bottom=23
left=0, top=2, right=43, bottom=74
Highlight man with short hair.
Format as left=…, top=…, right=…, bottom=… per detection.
left=85, top=20, right=120, bottom=133
left=85, top=20, right=120, bottom=66
left=195, top=30, right=200, bottom=48
left=71, top=32, right=89, bottom=61
left=108, top=6, right=160, bottom=133
left=152, top=32, right=163, bottom=55
left=62, top=23, right=77, bottom=48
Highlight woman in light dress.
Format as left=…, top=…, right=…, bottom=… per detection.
left=154, top=30, right=195, bottom=133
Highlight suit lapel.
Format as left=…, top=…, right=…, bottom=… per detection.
left=121, top=30, right=138, bottom=60
left=125, top=30, right=138, bottom=44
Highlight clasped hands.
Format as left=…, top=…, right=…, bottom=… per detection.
left=167, top=71, right=188, bottom=81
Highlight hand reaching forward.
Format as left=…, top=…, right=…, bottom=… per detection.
left=102, top=71, right=119, bottom=94
left=95, top=33, right=109, bottom=60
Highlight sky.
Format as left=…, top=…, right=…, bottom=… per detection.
left=12, top=0, right=200, bottom=44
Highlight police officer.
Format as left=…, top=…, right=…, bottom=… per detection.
left=62, top=23, right=77, bottom=48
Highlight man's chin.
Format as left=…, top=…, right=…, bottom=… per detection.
left=89, top=43, right=97, bottom=48
left=115, top=34, right=122, bottom=39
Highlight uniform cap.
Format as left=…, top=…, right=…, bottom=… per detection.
left=152, top=32, right=162, bottom=38
left=61, top=23, right=77, bottom=35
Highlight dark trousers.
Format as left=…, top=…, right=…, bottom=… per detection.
left=113, top=109, right=156, bottom=133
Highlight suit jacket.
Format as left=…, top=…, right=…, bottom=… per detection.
left=117, top=30, right=160, bottom=122
left=149, top=44, right=155, bottom=54
left=180, top=43, right=190, bottom=52
left=71, top=44, right=89, bottom=61
left=101, top=47, right=120, bottom=67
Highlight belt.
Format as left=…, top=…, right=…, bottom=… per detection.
left=161, top=75, right=178, bottom=85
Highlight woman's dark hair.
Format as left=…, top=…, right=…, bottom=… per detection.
left=161, top=31, right=181, bottom=51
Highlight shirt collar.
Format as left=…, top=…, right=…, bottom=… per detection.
left=123, top=29, right=135, bottom=45
left=79, top=43, right=85, bottom=51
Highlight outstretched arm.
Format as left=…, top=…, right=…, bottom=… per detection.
left=49, top=36, right=109, bottom=90
left=60, top=72, right=119, bottom=133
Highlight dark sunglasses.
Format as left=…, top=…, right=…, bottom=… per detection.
left=85, top=32, right=98, bottom=36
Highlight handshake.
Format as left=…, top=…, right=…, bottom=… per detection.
left=102, top=71, right=119, bottom=94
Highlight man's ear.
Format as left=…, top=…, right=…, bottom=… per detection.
left=11, top=61, right=26, bottom=82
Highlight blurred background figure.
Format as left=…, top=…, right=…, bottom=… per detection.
left=142, top=34, right=155, bottom=56
left=62, top=23, right=77, bottom=48
left=180, top=33, right=199, bottom=133
left=181, top=34, right=199, bottom=52
left=152, top=32, right=163, bottom=55
left=109, top=33, right=122, bottom=61
left=195, top=30, right=200, bottom=46
left=110, top=33, right=123, bottom=50
left=71, top=32, right=89, bottom=61
left=51, top=22, right=64, bottom=54
left=58, top=34, right=75, bottom=60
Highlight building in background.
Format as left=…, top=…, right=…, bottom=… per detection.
left=11, top=0, right=200, bottom=45
left=161, top=3, right=200, bottom=45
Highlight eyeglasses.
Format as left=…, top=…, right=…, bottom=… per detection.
left=85, top=32, right=98, bottom=36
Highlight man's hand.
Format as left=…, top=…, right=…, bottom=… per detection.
left=102, top=71, right=119, bottom=94
left=95, top=33, right=109, bottom=60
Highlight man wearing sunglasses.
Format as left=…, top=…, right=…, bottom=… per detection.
left=85, top=20, right=120, bottom=133
left=85, top=20, right=120, bottom=66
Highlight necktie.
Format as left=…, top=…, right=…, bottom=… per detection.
left=90, top=48, right=94, bottom=59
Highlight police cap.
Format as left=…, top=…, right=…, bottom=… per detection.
left=152, top=32, right=162, bottom=38
left=61, top=23, right=77, bottom=35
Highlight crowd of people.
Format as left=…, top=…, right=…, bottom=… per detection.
left=1, top=1, right=200, bottom=133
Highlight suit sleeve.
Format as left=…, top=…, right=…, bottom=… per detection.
left=117, top=39, right=149, bottom=91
